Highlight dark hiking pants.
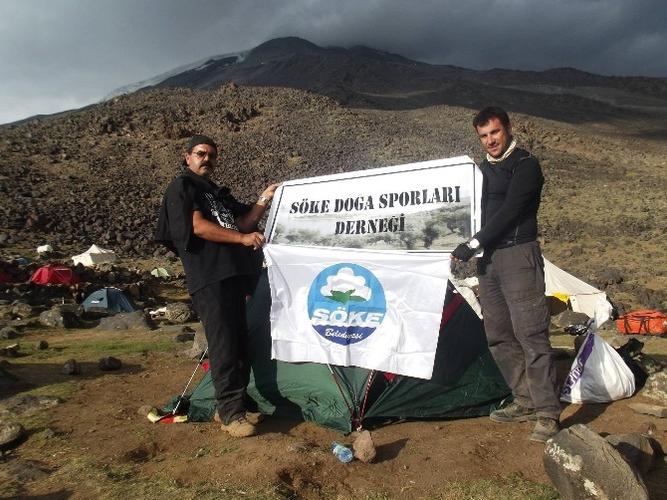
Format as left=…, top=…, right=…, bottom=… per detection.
left=191, top=276, right=250, bottom=424
left=477, top=241, right=561, bottom=419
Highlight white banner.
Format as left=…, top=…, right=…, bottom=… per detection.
left=264, top=244, right=450, bottom=379
left=265, top=156, right=481, bottom=252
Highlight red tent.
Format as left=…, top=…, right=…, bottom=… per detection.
left=29, top=264, right=80, bottom=285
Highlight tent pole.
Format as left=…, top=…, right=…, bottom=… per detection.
left=173, top=347, right=208, bottom=415
left=326, top=364, right=356, bottom=427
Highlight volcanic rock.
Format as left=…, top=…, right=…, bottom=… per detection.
left=39, top=306, right=80, bottom=328
left=543, top=424, right=648, bottom=500
left=98, top=356, right=122, bottom=371
left=0, top=326, right=19, bottom=339
left=551, top=310, right=591, bottom=329
left=628, top=402, right=667, bottom=418
left=0, top=344, right=20, bottom=357
left=641, top=371, right=667, bottom=404
left=352, top=430, right=377, bottom=463
left=10, top=302, right=32, bottom=319
left=0, top=421, right=25, bottom=451
left=62, top=359, right=81, bottom=375
left=605, top=433, right=661, bottom=475
left=164, top=302, right=193, bottom=324
left=97, top=311, right=152, bottom=331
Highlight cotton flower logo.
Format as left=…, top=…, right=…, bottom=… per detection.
left=320, top=267, right=372, bottom=304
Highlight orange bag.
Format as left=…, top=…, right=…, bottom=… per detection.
left=616, top=310, right=667, bottom=335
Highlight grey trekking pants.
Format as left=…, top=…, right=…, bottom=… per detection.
left=477, top=241, right=561, bottom=419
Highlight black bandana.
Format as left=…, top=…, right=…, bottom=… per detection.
left=186, top=134, right=217, bottom=152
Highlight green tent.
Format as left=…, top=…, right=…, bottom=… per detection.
left=168, top=272, right=509, bottom=433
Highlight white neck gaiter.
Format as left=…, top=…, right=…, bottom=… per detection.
left=487, top=138, right=517, bottom=164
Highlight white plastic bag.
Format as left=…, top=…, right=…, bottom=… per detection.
left=560, top=332, right=635, bottom=403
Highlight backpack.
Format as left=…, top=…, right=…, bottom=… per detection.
left=616, top=310, right=667, bottom=336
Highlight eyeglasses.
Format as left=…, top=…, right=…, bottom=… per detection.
left=192, top=150, right=218, bottom=160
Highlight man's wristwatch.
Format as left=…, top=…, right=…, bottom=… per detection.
left=257, top=195, right=270, bottom=206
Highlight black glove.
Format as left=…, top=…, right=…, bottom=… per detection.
left=451, top=242, right=476, bottom=262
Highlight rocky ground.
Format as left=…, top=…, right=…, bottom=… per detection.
left=0, top=81, right=666, bottom=498
left=1, top=83, right=666, bottom=310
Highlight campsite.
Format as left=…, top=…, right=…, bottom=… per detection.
left=1, top=36, right=667, bottom=499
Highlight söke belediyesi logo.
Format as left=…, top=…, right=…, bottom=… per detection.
left=307, top=263, right=387, bottom=345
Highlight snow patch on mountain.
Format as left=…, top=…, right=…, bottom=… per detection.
left=102, top=51, right=247, bottom=100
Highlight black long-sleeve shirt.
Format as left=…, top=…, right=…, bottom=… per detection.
left=474, top=147, right=543, bottom=249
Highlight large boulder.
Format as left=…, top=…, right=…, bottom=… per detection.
left=97, top=311, right=153, bottom=331
left=544, top=424, right=648, bottom=500
left=39, top=306, right=80, bottom=328
left=605, top=433, right=661, bottom=476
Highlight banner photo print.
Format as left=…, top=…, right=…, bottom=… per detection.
left=265, top=156, right=481, bottom=252
left=264, top=244, right=450, bottom=379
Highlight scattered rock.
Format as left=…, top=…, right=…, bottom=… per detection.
left=628, top=402, right=667, bottom=418
left=164, top=302, right=193, bottom=324
left=137, top=405, right=154, bottom=417
left=551, top=310, right=591, bottom=329
left=352, top=430, right=377, bottom=463
left=175, top=332, right=195, bottom=343
left=39, top=306, right=80, bottom=328
left=543, top=424, right=648, bottom=500
left=606, top=433, right=660, bottom=476
left=0, top=326, right=19, bottom=339
left=37, top=340, right=48, bottom=350
left=0, top=343, right=20, bottom=357
left=0, top=421, right=25, bottom=450
left=641, top=371, right=667, bottom=404
left=98, top=356, right=122, bottom=371
left=0, top=395, right=61, bottom=417
left=97, top=311, right=152, bottom=331
left=40, top=428, right=57, bottom=439
left=62, top=359, right=81, bottom=375
left=10, top=302, right=33, bottom=319
left=3, top=458, right=52, bottom=482
left=595, top=268, right=624, bottom=288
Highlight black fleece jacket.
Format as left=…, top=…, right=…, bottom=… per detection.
left=474, top=147, right=543, bottom=249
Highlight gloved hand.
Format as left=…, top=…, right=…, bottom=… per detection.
left=451, top=242, right=476, bottom=262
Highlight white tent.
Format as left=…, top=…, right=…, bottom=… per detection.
left=543, top=258, right=607, bottom=318
left=71, top=244, right=117, bottom=267
left=453, top=257, right=607, bottom=320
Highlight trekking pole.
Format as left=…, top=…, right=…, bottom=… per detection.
left=173, top=347, right=208, bottom=415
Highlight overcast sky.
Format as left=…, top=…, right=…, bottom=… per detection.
left=1, top=0, right=666, bottom=124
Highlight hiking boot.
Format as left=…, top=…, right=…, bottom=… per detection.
left=529, top=418, right=560, bottom=443
left=214, top=411, right=264, bottom=426
left=489, top=402, right=537, bottom=423
left=220, top=414, right=257, bottom=438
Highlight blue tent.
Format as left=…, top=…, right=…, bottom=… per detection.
left=83, top=287, right=135, bottom=313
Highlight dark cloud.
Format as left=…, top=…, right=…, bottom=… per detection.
left=1, top=0, right=665, bottom=123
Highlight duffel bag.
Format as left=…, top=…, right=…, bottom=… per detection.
left=616, top=309, right=667, bottom=335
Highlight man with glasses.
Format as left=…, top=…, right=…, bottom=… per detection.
left=451, top=107, right=560, bottom=443
left=156, top=134, right=279, bottom=437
